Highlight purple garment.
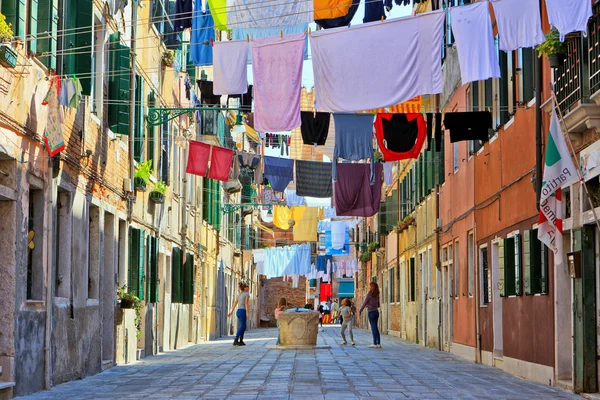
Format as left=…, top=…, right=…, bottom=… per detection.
left=263, top=156, right=294, bottom=192
left=360, top=292, right=380, bottom=313
left=334, top=163, right=382, bottom=217
left=251, top=34, right=305, bottom=132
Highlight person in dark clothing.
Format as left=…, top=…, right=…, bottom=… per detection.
left=318, top=304, right=324, bottom=327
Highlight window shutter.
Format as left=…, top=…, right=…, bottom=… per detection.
left=499, top=49, right=510, bottom=125
left=426, top=149, right=434, bottom=193
left=108, top=32, right=131, bottom=135
left=378, top=198, right=387, bottom=235
left=531, top=230, right=543, bottom=294
left=171, top=247, right=182, bottom=303
left=147, top=91, right=156, bottom=171
left=498, top=239, right=505, bottom=297
left=541, top=244, right=549, bottom=294
left=134, top=76, right=145, bottom=163
left=148, top=236, right=159, bottom=303
left=37, top=0, right=58, bottom=69
left=504, top=237, right=516, bottom=295
left=138, top=230, right=145, bottom=301
left=28, top=0, right=39, bottom=55
left=390, top=189, right=399, bottom=228
left=161, top=123, right=170, bottom=184
left=514, top=233, right=522, bottom=296
left=75, top=0, right=93, bottom=95
left=2, top=0, right=26, bottom=39
left=438, top=127, right=445, bottom=185
left=521, top=48, right=534, bottom=103
left=415, top=158, right=421, bottom=203
left=183, top=253, right=194, bottom=304
left=128, top=228, right=139, bottom=297
left=524, top=230, right=532, bottom=295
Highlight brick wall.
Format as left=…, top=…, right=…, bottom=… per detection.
left=390, top=304, right=401, bottom=332
left=261, top=277, right=306, bottom=321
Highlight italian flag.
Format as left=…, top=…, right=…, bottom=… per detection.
left=538, top=109, right=579, bottom=264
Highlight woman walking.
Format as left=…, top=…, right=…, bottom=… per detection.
left=359, top=282, right=381, bottom=348
left=228, top=282, right=250, bottom=346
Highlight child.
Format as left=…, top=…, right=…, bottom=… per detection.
left=335, top=299, right=355, bottom=346
left=274, top=297, right=287, bottom=345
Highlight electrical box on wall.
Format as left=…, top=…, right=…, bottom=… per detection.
left=567, top=251, right=581, bottom=279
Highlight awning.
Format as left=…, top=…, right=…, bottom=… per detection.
left=337, top=281, right=354, bottom=298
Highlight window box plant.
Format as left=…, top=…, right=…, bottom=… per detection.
left=150, top=180, right=166, bottom=204
left=134, top=160, right=153, bottom=191
left=0, top=13, right=16, bottom=69
left=162, top=50, right=176, bottom=67
left=536, top=28, right=567, bottom=69
left=117, top=285, right=143, bottom=338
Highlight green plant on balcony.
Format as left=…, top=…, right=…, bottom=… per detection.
left=0, top=14, right=12, bottom=42
left=150, top=180, right=167, bottom=204
left=117, top=285, right=143, bottom=338
left=162, top=50, right=176, bottom=67
left=536, top=28, right=567, bottom=68
left=367, top=241, right=380, bottom=253
left=359, top=251, right=372, bottom=263
left=0, top=14, right=17, bottom=69
left=403, top=215, right=415, bottom=226
left=134, top=160, right=153, bottom=191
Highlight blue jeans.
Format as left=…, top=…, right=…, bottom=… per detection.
left=368, top=310, right=380, bottom=345
left=276, top=320, right=280, bottom=345
left=236, top=309, right=247, bottom=340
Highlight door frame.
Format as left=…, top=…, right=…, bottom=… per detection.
left=491, top=239, right=503, bottom=359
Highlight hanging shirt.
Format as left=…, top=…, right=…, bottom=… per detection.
left=295, top=160, right=333, bottom=198
left=334, top=163, right=383, bottom=217
left=291, top=206, right=320, bottom=242
left=451, top=2, right=500, bottom=85
left=175, top=0, right=193, bottom=31
left=227, top=0, right=313, bottom=28
left=316, top=0, right=359, bottom=29
left=197, top=80, right=222, bottom=106
left=363, top=0, right=385, bottom=23
left=222, top=155, right=242, bottom=194
left=491, top=0, right=544, bottom=52
left=207, top=0, right=227, bottom=31
left=300, top=111, right=331, bottom=145
left=263, top=156, right=294, bottom=192
left=332, top=114, right=375, bottom=183
left=190, top=0, right=215, bottom=67
left=545, top=0, right=592, bottom=41
left=374, top=113, right=427, bottom=161
left=273, top=205, right=292, bottom=230
left=42, top=76, right=65, bottom=156
left=443, top=112, right=492, bottom=143
left=213, top=40, right=249, bottom=95
left=310, top=10, right=445, bottom=112
left=383, top=162, right=394, bottom=185
left=251, top=34, right=305, bottom=132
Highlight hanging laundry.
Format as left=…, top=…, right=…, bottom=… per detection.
left=262, top=186, right=281, bottom=204
left=186, top=141, right=211, bottom=177
left=190, top=0, right=215, bottom=67
left=545, top=0, right=592, bottom=41
left=311, top=10, right=445, bottom=112
left=273, top=205, right=292, bottom=230
left=42, top=76, right=65, bottom=156
left=263, top=156, right=294, bottom=192
left=290, top=206, right=320, bottom=242
left=435, top=112, right=442, bottom=151
left=325, top=228, right=349, bottom=255
left=443, top=112, right=493, bottom=143
left=175, top=0, right=193, bottom=31
left=207, top=0, right=227, bottom=31
left=208, top=145, right=234, bottom=181
left=58, top=78, right=76, bottom=108
left=383, top=162, right=394, bottom=185
left=213, top=40, right=248, bottom=95
left=222, top=151, right=242, bottom=194
left=233, top=25, right=309, bottom=62
left=314, top=0, right=352, bottom=20
left=238, top=150, right=261, bottom=180
left=228, top=85, right=253, bottom=110
left=374, top=113, right=426, bottom=161
left=263, top=244, right=311, bottom=278
left=330, top=221, right=348, bottom=250
left=332, top=114, right=375, bottom=183
left=295, top=160, right=333, bottom=198
left=251, top=34, right=305, bottom=132
left=451, top=2, right=500, bottom=85
left=491, top=0, right=544, bottom=52
left=316, top=0, right=359, bottom=29
left=300, top=111, right=330, bottom=146
left=201, top=108, right=219, bottom=135
left=227, top=0, right=313, bottom=28
left=186, top=141, right=234, bottom=182
left=197, top=80, right=222, bottom=105
left=334, top=163, right=383, bottom=217
left=323, top=207, right=337, bottom=219
left=285, top=189, right=307, bottom=207
left=426, top=113, right=433, bottom=151
left=364, top=0, right=385, bottom=23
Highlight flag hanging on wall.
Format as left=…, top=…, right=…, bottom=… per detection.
left=538, top=109, right=578, bottom=264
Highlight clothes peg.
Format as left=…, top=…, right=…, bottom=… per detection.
left=308, top=27, right=312, bottom=34
left=280, top=30, right=283, bottom=39
left=210, top=38, right=214, bottom=47
left=381, top=16, right=384, bottom=22
left=246, top=34, right=249, bottom=42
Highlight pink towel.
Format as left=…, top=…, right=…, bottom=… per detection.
left=251, top=34, right=305, bottom=132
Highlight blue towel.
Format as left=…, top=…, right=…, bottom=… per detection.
left=189, top=0, right=215, bottom=66
left=263, top=156, right=294, bottom=192
left=233, top=24, right=309, bottom=62
left=332, top=114, right=375, bottom=184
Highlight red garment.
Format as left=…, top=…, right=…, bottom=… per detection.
left=186, top=141, right=211, bottom=176
left=320, top=283, right=332, bottom=302
left=208, top=146, right=234, bottom=182
left=374, top=113, right=426, bottom=161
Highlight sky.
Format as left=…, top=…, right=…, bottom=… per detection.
left=247, top=3, right=413, bottom=88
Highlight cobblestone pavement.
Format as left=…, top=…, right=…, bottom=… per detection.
left=19, top=326, right=579, bottom=400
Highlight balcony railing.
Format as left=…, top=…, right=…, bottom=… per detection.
left=589, top=1, right=600, bottom=93
left=555, top=37, right=583, bottom=114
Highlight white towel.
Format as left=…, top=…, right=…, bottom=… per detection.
left=310, top=11, right=445, bottom=113
left=213, top=40, right=249, bottom=95
left=451, top=2, right=500, bottom=85
left=491, top=0, right=544, bottom=52
left=545, top=0, right=592, bottom=41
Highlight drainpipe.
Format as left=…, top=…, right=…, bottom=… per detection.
left=535, top=0, right=543, bottom=209
left=128, top=1, right=138, bottom=222
left=44, top=155, right=55, bottom=389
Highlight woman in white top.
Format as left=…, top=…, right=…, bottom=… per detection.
left=228, top=282, right=249, bottom=346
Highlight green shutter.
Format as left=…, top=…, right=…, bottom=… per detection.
left=514, top=233, right=522, bottom=296
left=504, top=237, right=516, bottom=296
left=134, top=75, right=145, bottom=163
left=183, top=253, right=194, bottom=304
left=499, top=49, right=509, bottom=125
left=415, top=158, right=421, bottom=203
left=148, top=236, right=159, bottom=303
left=521, top=48, right=534, bottom=103
left=75, top=0, right=92, bottom=95
left=128, top=228, right=145, bottom=300
left=378, top=197, right=388, bottom=235
left=426, top=149, right=434, bottom=194
left=108, top=32, right=131, bottom=135
left=498, top=239, right=505, bottom=297
left=524, top=230, right=532, bottom=295
left=390, top=189, right=399, bottom=228
left=37, top=0, right=58, bottom=69
left=2, top=0, right=26, bottom=39
left=28, top=0, right=38, bottom=55
left=171, top=247, right=182, bottom=303
left=147, top=91, right=157, bottom=170
left=138, top=231, right=145, bottom=301
left=438, top=126, right=445, bottom=185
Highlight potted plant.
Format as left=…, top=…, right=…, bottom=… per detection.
left=404, top=215, right=415, bottom=226
left=0, top=13, right=16, bottom=69
left=117, top=285, right=143, bottom=338
left=536, top=28, right=567, bottom=68
left=162, top=50, right=176, bottom=67
left=150, top=180, right=166, bottom=204
left=134, top=160, right=152, bottom=191
left=367, top=241, right=380, bottom=253
left=359, top=251, right=371, bottom=263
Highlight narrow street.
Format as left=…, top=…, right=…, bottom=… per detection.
left=19, top=327, right=577, bottom=400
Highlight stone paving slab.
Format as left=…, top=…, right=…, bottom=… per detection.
left=17, top=326, right=581, bottom=400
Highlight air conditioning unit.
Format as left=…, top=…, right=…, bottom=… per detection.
left=123, top=178, right=132, bottom=192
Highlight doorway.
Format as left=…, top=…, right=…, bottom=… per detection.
left=491, top=241, right=503, bottom=361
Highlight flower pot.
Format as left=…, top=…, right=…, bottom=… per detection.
left=120, top=298, right=135, bottom=309
left=547, top=53, right=566, bottom=68
left=149, top=191, right=164, bottom=204
left=400, top=223, right=408, bottom=230
left=134, top=177, right=147, bottom=191
left=0, top=45, right=17, bottom=68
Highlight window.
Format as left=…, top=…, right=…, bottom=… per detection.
left=409, top=257, right=416, bottom=302
left=390, top=268, right=395, bottom=303
left=524, top=229, right=549, bottom=295
left=454, top=241, right=460, bottom=297
left=108, top=32, right=131, bottom=135
left=160, top=122, right=170, bottom=184
left=182, top=253, right=194, bottom=304
left=147, top=236, right=159, bottom=303
left=128, top=228, right=145, bottom=300
left=171, top=247, right=182, bottom=303
left=2, top=1, right=26, bottom=40
left=500, top=233, right=522, bottom=297
left=453, top=142, right=459, bottom=173
left=91, top=15, right=105, bottom=116
left=498, top=40, right=515, bottom=126
left=133, top=75, right=145, bottom=163
left=36, top=0, right=59, bottom=69
left=27, top=188, right=44, bottom=300
left=88, top=205, right=100, bottom=299
left=147, top=91, right=157, bottom=172
left=469, top=82, right=484, bottom=155
left=63, top=0, right=93, bottom=95
left=518, top=48, right=535, bottom=104
left=427, top=248, right=433, bottom=298
left=480, top=245, right=490, bottom=305
left=172, top=125, right=180, bottom=194
left=467, top=231, right=474, bottom=297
